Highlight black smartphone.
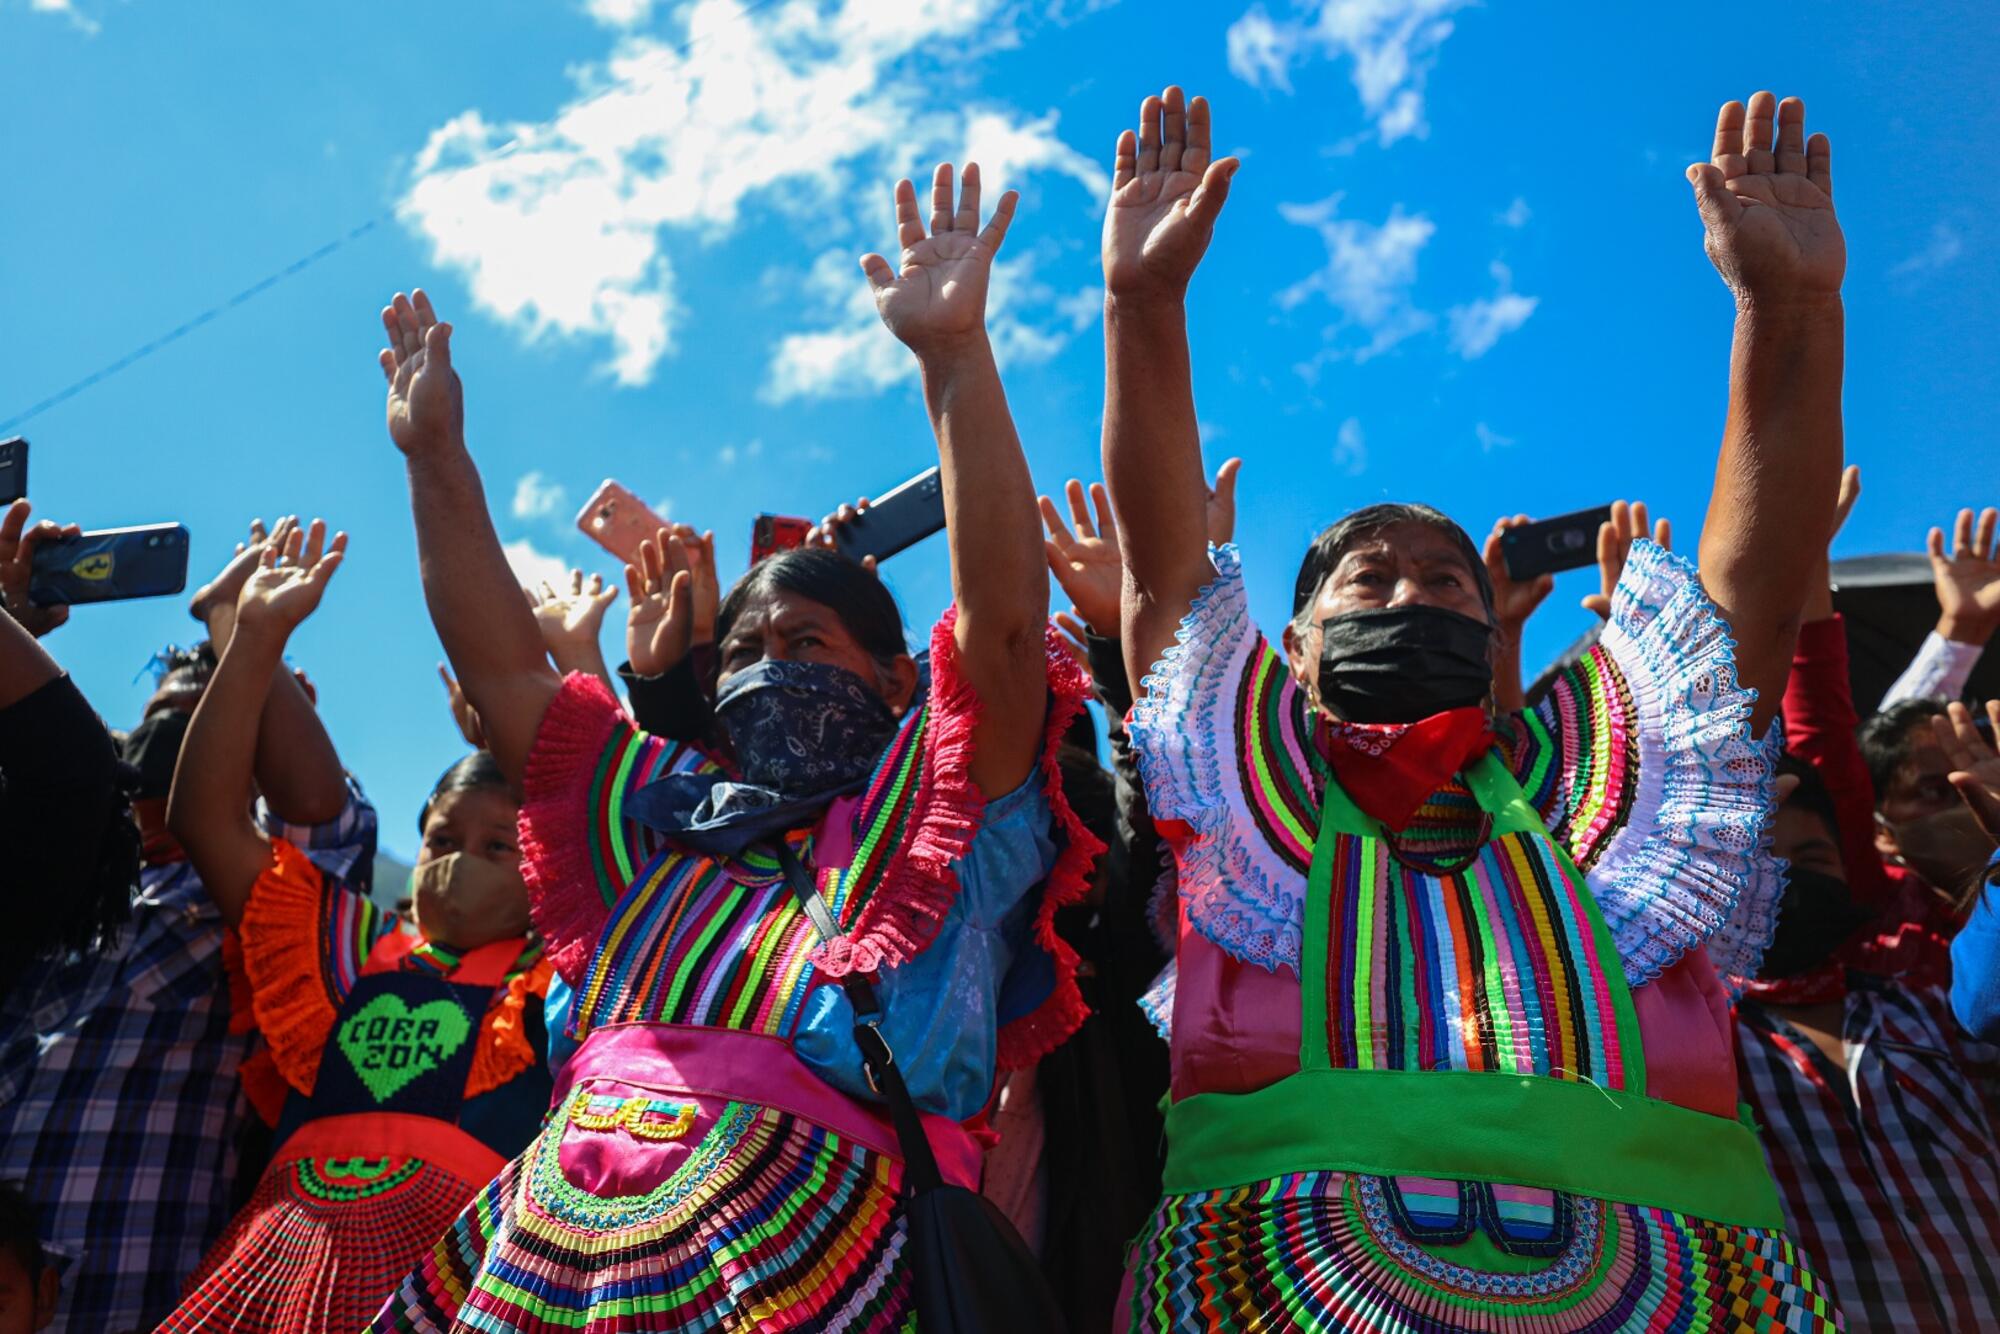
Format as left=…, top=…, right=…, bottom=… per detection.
left=29, top=523, right=191, bottom=606
left=0, top=438, right=25, bottom=506
left=1500, top=505, right=1614, bottom=583
left=833, top=467, right=946, bottom=565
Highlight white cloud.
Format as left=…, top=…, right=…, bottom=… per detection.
left=1474, top=421, right=1514, bottom=452
left=401, top=0, right=1107, bottom=391
left=1278, top=193, right=1435, bottom=366
left=26, top=0, right=99, bottom=33
left=581, top=0, right=655, bottom=26
left=511, top=470, right=568, bottom=520
left=1497, top=196, right=1531, bottom=228
left=1226, top=0, right=1471, bottom=146
left=1334, top=417, right=1367, bottom=474
left=1890, top=222, right=1963, bottom=278
left=1446, top=261, right=1537, bottom=359
left=502, top=538, right=572, bottom=591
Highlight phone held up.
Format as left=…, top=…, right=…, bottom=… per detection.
left=576, top=479, right=671, bottom=568
left=832, top=468, right=945, bottom=565
left=751, top=514, right=813, bottom=565
left=1500, top=505, right=1615, bottom=584
left=0, top=437, right=26, bottom=506
left=29, top=523, right=190, bottom=607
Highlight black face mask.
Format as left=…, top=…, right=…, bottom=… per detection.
left=1758, top=867, right=1875, bottom=979
left=1315, top=605, right=1494, bottom=724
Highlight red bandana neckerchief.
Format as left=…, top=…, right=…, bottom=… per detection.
left=1320, top=705, right=1496, bottom=833
left=1736, top=959, right=1848, bottom=1006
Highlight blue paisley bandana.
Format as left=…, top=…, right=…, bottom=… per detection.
left=623, top=659, right=899, bottom=857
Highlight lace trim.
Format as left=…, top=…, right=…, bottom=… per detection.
left=1129, top=545, right=1308, bottom=973
left=239, top=839, right=349, bottom=1095
left=465, top=957, right=555, bottom=1099
left=1586, top=541, right=1782, bottom=987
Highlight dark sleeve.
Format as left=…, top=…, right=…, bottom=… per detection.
left=0, top=675, right=125, bottom=949
left=1781, top=616, right=1894, bottom=907
left=617, top=651, right=714, bottom=744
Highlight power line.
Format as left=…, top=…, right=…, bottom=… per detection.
left=1, top=0, right=788, bottom=435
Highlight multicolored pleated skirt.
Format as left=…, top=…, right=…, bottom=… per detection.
left=1125, top=1171, right=1843, bottom=1333
left=159, top=1151, right=481, bottom=1333
left=368, top=1024, right=983, bottom=1333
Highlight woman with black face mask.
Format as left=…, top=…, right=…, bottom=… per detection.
left=1101, top=86, right=1848, bottom=1332
left=367, top=160, right=1097, bottom=1334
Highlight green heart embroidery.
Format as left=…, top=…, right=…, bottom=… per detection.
left=335, top=994, right=473, bottom=1103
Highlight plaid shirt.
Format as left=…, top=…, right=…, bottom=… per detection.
left=0, top=782, right=375, bottom=1334
left=1737, top=974, right=2000, bottom=1332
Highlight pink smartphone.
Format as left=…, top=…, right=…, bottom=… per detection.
left=575, top=479, right=669, bottom=567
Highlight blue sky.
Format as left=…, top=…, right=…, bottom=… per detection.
left=3, top=0, right=1995, bottom=859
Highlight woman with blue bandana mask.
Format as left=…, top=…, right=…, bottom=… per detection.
left=367, top=160, right=1099, bottom=1333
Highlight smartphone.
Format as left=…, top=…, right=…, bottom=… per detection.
left=751, top=513, right=814, bottom=565
left=576, top=479, right=671, bottom=567
left=29, top=523, right=190, bottom=606
left=834, top=468, right=946, bottom=565
left=0, top=438, right=25, bottom=506
left=1500, top=505, right=1614, bottom=583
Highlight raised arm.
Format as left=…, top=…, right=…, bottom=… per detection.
left=1099, top=86, right=1240, bottom=694
left=1686, top=93, right=1846, bottom=735
left=191, top=516, right=350, bottom=824
left=381, top=290, right=559, bottom=783
left=168, top=526, right=346, bottom=925
left=862, top=162, right=1046, bottom=797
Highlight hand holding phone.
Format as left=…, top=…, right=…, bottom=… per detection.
left=828, top=467, right=946, bottom=565
left=1499, top=505, right=1615, bottom=583
left=29, top=523, right=190, bottom=607
left=0, top=499, right=79, bottom=636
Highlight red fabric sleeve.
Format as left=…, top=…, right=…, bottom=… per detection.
left=1781, top=616, right=1894, bottom=906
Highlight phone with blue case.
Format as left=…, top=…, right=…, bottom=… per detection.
left=29, top=523, right=190, bottom=606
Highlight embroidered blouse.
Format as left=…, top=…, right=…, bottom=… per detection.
left=1131, top=541, right=1781, bottom=1112
left=234, top=838, right=551, bottom=1121
left=517, top=611, right=1101, bottom=1122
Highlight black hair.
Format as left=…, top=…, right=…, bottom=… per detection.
left=418, top=751, right=512, bottom=833
left=1, top=730, right=139, bottom=991
left=1290, top=503, right=1495, bottom=626
left=1857, top=698, right=1951, bottom=802
left=143, top=641, right=218, bottom=713
left=716, top=547, right=908, bottom=669
left=0, top=1180, right=44, bottom=1280
left=1776, top=753, right=1842, bottom=843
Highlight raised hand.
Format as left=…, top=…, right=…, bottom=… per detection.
left=1583, top=500, right=1673, bottom=619
left=1687, top=93, right=1844, bottom=303
left=234, top=519, right=346, bottom=637
left=1932, top=700, right=2000, bottom=847
left=1483, top=516, right=1557, bottom=630
left=1041, top=480, right=1123, bottom=636
left=190, top=516, right=289, bottom=627
left=380, top=289, right=464, bottom=455
left=1206, top=457, right=1242, bottom=547
left=667, top=523, right=720, bottom=643
left=626, top=529, right=695, bottom=677
left=1928, top=506, right=2000, bottom=645
left=0, top=499, right=81, bottom=638
left=526, top=569, right=620, bottom=658
left=862, top=163, right=1017, bottom=359
left=810, top=498, right=881, bottom=576
left=1103, top=85, right=1239, bottom=300
left=438, top=664, right=487, bottom=749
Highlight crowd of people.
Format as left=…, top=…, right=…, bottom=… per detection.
left=2, top=82, right=1998, bottom=1334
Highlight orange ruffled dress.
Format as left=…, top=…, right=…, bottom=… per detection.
left=158, top=839, right=553, bottom=1333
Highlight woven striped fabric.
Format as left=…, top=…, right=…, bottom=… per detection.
left=158, top=1154, right=478, bottom=1333
left=1321, top=828, right=1626, bottom=1087
left=370, top=1098, right=918, bottom=1333
left=1126, top=1170, right=1842, bottom=1333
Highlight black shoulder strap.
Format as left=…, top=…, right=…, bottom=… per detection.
left=772, top=840, right=945, bottom=1194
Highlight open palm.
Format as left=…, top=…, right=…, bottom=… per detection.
left=236, top=520, right=346, bottom=635
left=626, top=530, right=694, bottom=677
left=1102, top=85, right=1238, bottom=297
left=1930, top=507, right=2000, bottom=638
left=1688, top=93, right=1844, bottom=300
left=865, top=163, right=1017, bottom=355
left=379, top=289, right=463, bottom=454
